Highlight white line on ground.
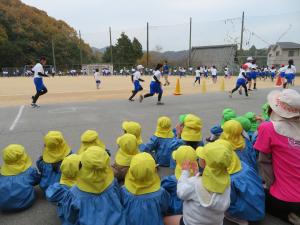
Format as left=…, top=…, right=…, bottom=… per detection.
left=9, top=105, right=25, bottom=131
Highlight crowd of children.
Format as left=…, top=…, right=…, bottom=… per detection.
left=1, top=88, right=300, bottom=225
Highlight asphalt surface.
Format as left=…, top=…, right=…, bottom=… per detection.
left=1, top=87, right=298, bottom=225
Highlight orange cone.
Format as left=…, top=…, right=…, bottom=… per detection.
left=275, top=76, right=282, bottom=86
left=173, top=78, right=182, bottom=95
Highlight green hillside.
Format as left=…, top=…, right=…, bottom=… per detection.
left=0, top=0, right=101, bottom=68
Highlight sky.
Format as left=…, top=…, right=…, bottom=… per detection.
left=21, top=0, right=300, bottom=51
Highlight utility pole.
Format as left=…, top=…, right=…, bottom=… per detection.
left=240, top=11, right=245, bottom=51
left=51, top=37, right=56, bottom=73
left=188, top=17, right=192, bottom=68
left=79, top=30, right=83, bottom=66
left=109, top=27, right=113, bottom=67
left=147, top=22, right=149, bottom=67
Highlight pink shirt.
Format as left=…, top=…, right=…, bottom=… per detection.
left=254, top=122, right=300, bottom=202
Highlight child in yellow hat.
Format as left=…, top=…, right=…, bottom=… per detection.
left=121, top=152, right=170, bottom=225
left=141, top=116, right=179, bottom=167
left=61, top=146, right=126, bottom=225
left=46, top=154, right=81, bottom=225
left=77, top=130, right=107, bottom=155
left=221, top=120, right=257, bottom=171
left=164, top=142, right=232, bottom=225
left=37, top=131, right=71, bottom=192
left=122, top=121, right=145, bottom=150
left=112, top=133, right=139, bottom=183
left=214, top=139, right=265, bottom=224
left=0, top=144, right=40, bottom=212
left=161, top=146, right=198, bottom=215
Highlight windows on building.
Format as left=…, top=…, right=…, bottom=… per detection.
left=288, top=50, right=295, bottom=57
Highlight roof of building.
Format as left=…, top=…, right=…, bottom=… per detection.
left=276, top=42, right=300, bottom=49
left=192, top=44, right=237, bottom=50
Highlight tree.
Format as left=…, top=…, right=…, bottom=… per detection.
left=103, top=32, right=143, bottom=69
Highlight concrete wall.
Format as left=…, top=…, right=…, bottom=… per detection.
left=267, top=46, right=300, bottom=66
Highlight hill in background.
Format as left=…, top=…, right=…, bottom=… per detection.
left=0, top=0, right=101, bottom=68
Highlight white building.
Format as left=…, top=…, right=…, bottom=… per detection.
left=267, top=42, right=300, bottom=67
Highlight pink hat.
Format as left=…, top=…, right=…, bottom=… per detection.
left=267, top=89, right=300, bottom=118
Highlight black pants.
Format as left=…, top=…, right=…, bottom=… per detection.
left=194, top=77, right=200, bottom=84
left=129, top=87, right=143, bottom=100
left=144, top=92, right=162, bottom=102
left=265, top=190, right=300, bottom=224
left=231, top=83, right=248, bottom=96
left=32, top=88, right=48, bottom=104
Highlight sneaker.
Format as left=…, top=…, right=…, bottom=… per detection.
left=238, top=89, right=242, bottom=95
left=228, top=91, right=232, bottom=98
left=225, top=214, right=249, bottom=225
left=157, top=102, right=164, bottom=105
left=139, top=95, right=144, bottom=103
left=128, top=99, right=134, bottom=102
left=31, top=103, right=40, bottom=108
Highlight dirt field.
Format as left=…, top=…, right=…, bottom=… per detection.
left=0, top=75, right=298, bottom=106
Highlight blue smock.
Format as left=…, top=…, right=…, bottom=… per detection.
left=0, top=167, right=40, bottom=212
left=37, top=157, right=62, bottom=192
left=62, top=180, right=126, bottom=225
left=120, top=187, right=170, bottom=225
left=161, top=175, right=182, bottom=215
left=228, top=162, right=265, bottom=221
left=235, top=138, right=258, bottom=172
left=46, top=183, right=71, bottom=225
left=140, top=135, right=178, bottom=166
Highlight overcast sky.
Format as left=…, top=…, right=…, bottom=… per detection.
left=21, top=0, right=300, bottom=51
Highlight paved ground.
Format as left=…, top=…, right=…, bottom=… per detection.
left=1, top=87, right=298, bottom=225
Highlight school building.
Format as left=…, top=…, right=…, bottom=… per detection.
left=190, top=44, right=238, bottom=69
left=267, top=42, right=300, bottom=67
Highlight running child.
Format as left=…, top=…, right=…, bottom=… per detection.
left=284, top=59, right=296, bottom=88
left=94, top=69, right=101, bottom=89
left=129, top=65, right=145, bottom=101
left=229, top=64, right=249, bottom=98
left=140, top=63, right=164, bottom=105
left=194, top=67, right=201, bottom=85
left=211, top=65, right=218, bottom=83
left=270, top=66, right=276, bottom=82
left=31, top=56, right=49, bottom=108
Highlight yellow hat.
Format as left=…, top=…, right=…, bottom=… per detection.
left=122, top=121, right=143, bottom=145
left=214, top=139, right=242, bottom=175
left=60, top=154, right=81, bottom=187
left=196, top=142, right=232, bottom=193
left=220, top=120, right=245, bottom=150
left=77, top=146, right=114, bottom=194
left=172, top=146, right=198, bottom=180
left=1, top=144, right=32, bottom=176
left=115, top=134, right=139, bottom=166
left=181, top=114, right=202, bottom=142
left=154, top=116, right=174, bottom=138
left=78, top=130, right=106, bottom=155
left=43, top=131, right=71, bottom=163
left=125, top=153, right=160, bottom=195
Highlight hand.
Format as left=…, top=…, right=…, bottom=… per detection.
left=190, top=162, right=199, bottom=175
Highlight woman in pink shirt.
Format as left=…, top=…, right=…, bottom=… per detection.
left=254, top=89, right=300, bottom=225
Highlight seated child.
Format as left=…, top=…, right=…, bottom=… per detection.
left=77, top=130, right=106, bottom=155
left=221, top=108, right=236, bottom=127
left=121, top=152, right=170, bottom=225
left=122, top=121, right=145, bottom=150
left=164, top=141, right=232, bottom=225
left=46, top=154, right=81, bottom=225
left=61, top=146, right=126, bottom=225
left=141, top=116, right=177, bottom=166
left=37, top=131, right=71, bottom=192
left=0, top=144, right=40, bottom=212
left=220, top=120, right=257, bottom=172
left=244, top=112, right=259, bottom=142
left=173, top=114, right=187, bottom=138
left=215, top=139, right=265, bottom=224
left=112, top=133, right=139, bottom=183
left=161, top=146, right=198, bottom=215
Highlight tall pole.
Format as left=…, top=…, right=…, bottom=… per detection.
left=240, top=11, right=244, bottom=51
left=79, top=30, right=83, bottom=66
left=109, top=27, right=113, bottom=67
left=188, top=17, right=192, bottom=68
left=147, top=22, right=149, bottom=67
left=51, top=37, right=56, bottom=73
